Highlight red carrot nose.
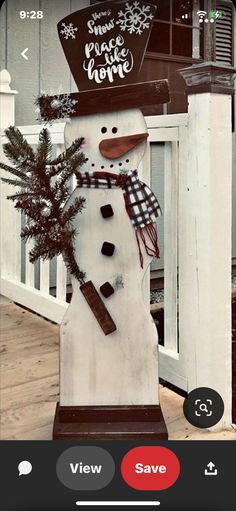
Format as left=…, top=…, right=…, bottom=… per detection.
left=99, top=133, right=149, bottom=160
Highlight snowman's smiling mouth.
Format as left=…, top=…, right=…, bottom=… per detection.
left=89, top=158, right=130, bottom=170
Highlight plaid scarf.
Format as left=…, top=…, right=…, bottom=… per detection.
left=76, top=170, right=162, bottom=268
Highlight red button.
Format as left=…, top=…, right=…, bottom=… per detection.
left=121, top=446, right=180, bottom=491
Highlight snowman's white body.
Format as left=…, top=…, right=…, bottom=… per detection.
left=60, top=109, right=160, bottom=406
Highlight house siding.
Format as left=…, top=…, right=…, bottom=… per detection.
left=150, top=143, right=165, bottom=272
left=0, top=0, right=90, bottom=126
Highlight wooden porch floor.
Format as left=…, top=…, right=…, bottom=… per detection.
left=0, top=297, right=235, bottom=441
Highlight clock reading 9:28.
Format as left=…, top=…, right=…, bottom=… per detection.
left=20, top=11, right=44, bottom=19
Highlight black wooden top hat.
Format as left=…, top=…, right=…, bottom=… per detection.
left=38, top=0, right=170, bottom=121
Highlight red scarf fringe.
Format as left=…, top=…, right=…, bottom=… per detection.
left=136, top=223, right=160, bottom=269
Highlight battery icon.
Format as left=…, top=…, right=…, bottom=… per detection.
left=209, top=9, right=223, bottom=19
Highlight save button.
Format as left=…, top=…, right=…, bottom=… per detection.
left=121, top=446, right=180, bottom=491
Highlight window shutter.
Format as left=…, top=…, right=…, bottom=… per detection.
left=215, top=3, right=233, bottom=65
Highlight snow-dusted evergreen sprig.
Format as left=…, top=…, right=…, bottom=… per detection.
left=35, top=93, right=78, bottom=123
left=0, top=126, right=87, bottom=284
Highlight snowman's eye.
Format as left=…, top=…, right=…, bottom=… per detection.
left=101, top=127, right=107, bottom=134
left=112, top=127, right=118, bottom=134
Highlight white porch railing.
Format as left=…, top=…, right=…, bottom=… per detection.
left=147, top=114, right=188, bottom=391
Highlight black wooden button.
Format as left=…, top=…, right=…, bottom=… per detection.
left=100, top=204, right=114, bottom=218
left=101, top=242, right=115, bottom=256
left=100, top=282, right=114, bottom=298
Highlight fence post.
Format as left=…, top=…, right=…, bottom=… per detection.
left=0, top=70, right=21, bottom=283
left=178, top=63, right=235, bottom=428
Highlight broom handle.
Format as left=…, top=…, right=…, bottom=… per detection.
left=80, top=280, right=116, bottom=336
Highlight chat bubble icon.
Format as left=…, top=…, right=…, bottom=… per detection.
left=18, top=460, right=32, bottom=476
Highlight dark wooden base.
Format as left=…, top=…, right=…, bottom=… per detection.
left=53, top=403, right=168, bottom=440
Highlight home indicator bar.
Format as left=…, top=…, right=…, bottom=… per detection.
left=75, top=502, right=161, bottom=507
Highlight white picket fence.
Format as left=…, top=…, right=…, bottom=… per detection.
left=0, top=70, right=233, bottom=427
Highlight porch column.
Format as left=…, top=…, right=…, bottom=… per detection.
left=0, top=70, right=17, bottom=129
left=178, top=62, right=235, bottom=428
left=0, top=70, right=21, bottom=282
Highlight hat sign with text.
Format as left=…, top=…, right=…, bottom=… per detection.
left=58, top=0, right=156, bottom=90
left=38, top=0, right=169, bottom=121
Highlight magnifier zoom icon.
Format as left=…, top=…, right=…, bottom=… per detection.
left=195, top=399, right=213, bottom=416
left=199, top=403, right=208, bottom=413
left=184, top=388, right=224, bottom=427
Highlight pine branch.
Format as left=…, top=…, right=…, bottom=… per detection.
left=1, top=177, right=28, bottom=187
left=55, top=168, right=74, bottom=189
left=50, top=137, right=84, bottom=165
left=1, top=126, right=87, bottom=284
left=7, top=191, right=36, bottom=202
left=48, top=160, right=68, bottom=177
left=4, top=126, right=29, bottom=151
left=36, top=128, right=52, bottom=164
left=3, top=143, right=25, bottom=166
left=21, top=224, right=44, bottom=241
left=61, top=197, right=86, bottom=225
left=0, top=162, right=28, bottom=181
left=53, top=181, right=71, bottom=204
left=69, top=152, right=87, bottom=172
left=29, top=241, right=51, bottom=262
left=3, top=126, right=34, bottom=166
left=63, top=247, right=86, bottom=284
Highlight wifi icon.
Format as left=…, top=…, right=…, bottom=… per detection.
left=197, top=10, right=207, bottom=22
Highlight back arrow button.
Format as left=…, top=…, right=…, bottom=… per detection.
left=21, top=48, right=29, bottom=61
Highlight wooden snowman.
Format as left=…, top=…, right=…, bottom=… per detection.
left=38, top=0, right=169, bottom=439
